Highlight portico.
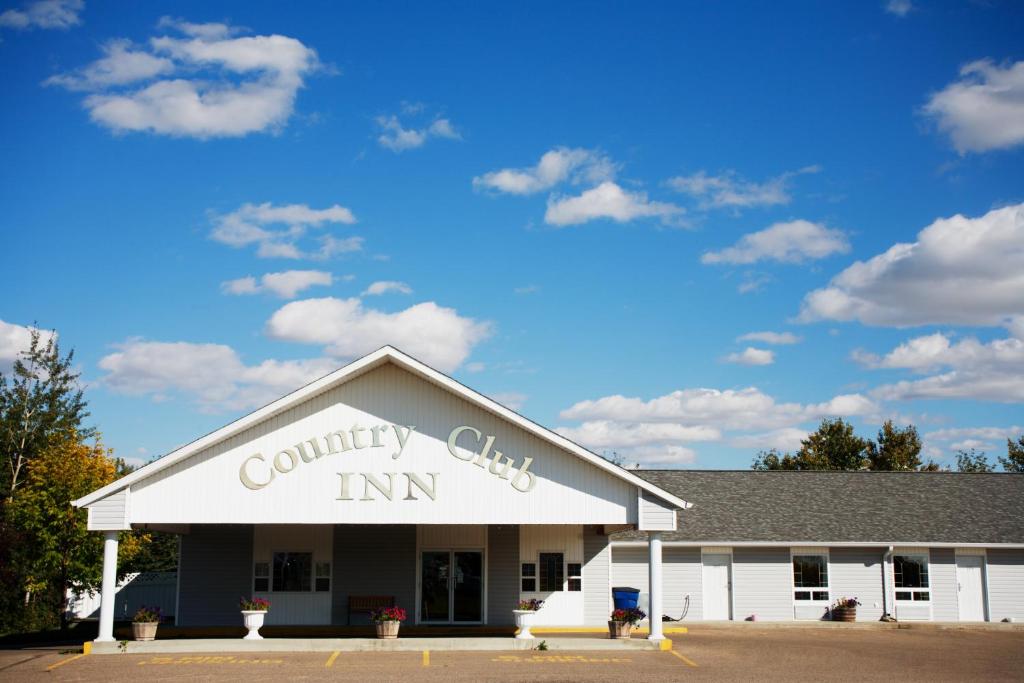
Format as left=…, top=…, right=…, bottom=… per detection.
left=75, top=347, right=688, bottom=643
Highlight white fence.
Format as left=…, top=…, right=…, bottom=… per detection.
left=67, top=572, right=177, bottom=622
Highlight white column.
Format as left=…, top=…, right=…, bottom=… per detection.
left=96, top=531, right=119, bottom=642
left=647, top=531, right=664, bottom=641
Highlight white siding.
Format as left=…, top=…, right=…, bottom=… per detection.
left=582, top=529, right=611, bottom=626
left=732, top=547, right=792, bottom=621
left=611, top=546, right=702, bottom=621
left=829, top=547, right=885, bottom=622
left=638, top=491, right=677, bottom=531
left=519, top=525, right=584, bottom=625
left=253, top=525, right=333, bottom=625
left=87, top=489, right=130, bottom=530
left=987, top=549, right=1024, bottom=623
left=930, top=548, right=958, bottom=621
left=129, top=363, right=638, bottom=526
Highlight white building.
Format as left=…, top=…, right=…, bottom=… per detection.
left=74, top=347, right=1024, bottom=642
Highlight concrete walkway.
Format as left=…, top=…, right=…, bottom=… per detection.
left=90, top=636, right=669, bottom=655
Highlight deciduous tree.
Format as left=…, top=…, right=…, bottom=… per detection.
left=956, top=448, right=994, bottom=473
left=867, top=421, right=923, bottom=471
left=999, top=436, right=1024, bottom=473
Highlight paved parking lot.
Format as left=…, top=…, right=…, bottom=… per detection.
left=2, top=628, right=1022, bottom=681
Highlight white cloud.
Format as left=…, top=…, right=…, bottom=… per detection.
left=222, top=270, right=333, bottom=299
left=560, top=386, right=878, bottom=432
left=209, top=202, right=360, bottom=260
left=0, top=319, right=57, bottom=372
left=860, top=332, right=1024, bottom=403
left=464, top=361, right=485, bottom=373
left=557, top=385, right=878, bottom=466
left=98, top=339, right=337, bottom=412
left=489, top=392, right=527, bottom=411
left=375, top=114, right=460, bottom=152
left=556, top=421, right=721, bottom=450
left=666, top=166, right=819, bottom=210
left=885, top=0, right=913, bottom=17
left=729, top=427, right=809, bottom=453
left=362, top=281, right=412, bottom=296
left=702, top=220, right=849, bottom=265
left=925, top=425, right=1023, bottom=443
left=544, top=181, right=684, bottom=227
left=46, top=18, right=320, bottom=138
left=513, top=285, right=540, bottom=295
left=265, top=297, right=492, bottom=373
left=45, top=40, right=174, bottom=90
left=473, top=147, right=615, bottom=195
left=923, top=60, right=1024, bottom=154
left=0, top=0, right=81, bottom=30
left=724, top=347, right=775, bottom=366
left=799, top=203, right=1024, bottom=328
left=737, top=331, right=801, bottom=345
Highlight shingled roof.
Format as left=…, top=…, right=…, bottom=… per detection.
left=615, top=470, right=1024, bottom=544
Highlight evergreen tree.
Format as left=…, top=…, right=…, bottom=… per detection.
left=0, top=327, right=92, bottom=501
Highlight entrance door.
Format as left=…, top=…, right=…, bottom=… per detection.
left=420, top=550, right=483, bottom=624
left=702, top=553, right=732, bottom=620
left=956, top=555, right=985, bottom=622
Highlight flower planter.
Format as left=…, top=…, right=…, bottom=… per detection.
left=608, top=620, right=633, bottom=639
left=241, top=610, right=267, bottom=640
left=831, top=606, right=856, bottom=622
left=375, top=621, right=400, bottom=639
left=513, top=609, right=538, bottom=639
left=132, top=622, right=158, bottom=641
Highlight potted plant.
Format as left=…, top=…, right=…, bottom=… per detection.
left=830, top=596, right=860, bottom=622
left=370, top=606, right=407, bottom=639
left=239, top=596, right=270, bottom=640
left=513, top=599, right=544, bottom=639
left=131, top=605, right=161, bottom=641
left=608, top=607, right=646, bottom=639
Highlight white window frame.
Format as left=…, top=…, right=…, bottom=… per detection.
left=567, top=560, right=582, bottom=592
left=893, top=552, right=931, bottom=603
left=537, top=551, right=566, bottom=592
left=520, top=560, right=537, bottom=593
left=258, top=549, right=316, bottom=594
left=790, top=549, right=830, bottom=605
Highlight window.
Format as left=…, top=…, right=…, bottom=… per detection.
left=253, top=562, right=269, bottom=592
left=272, top=552, right=312, bottom=592
left=792, top=554, right=829, bottom=602
left=521, top=563, right=536, bottom=592
left=894, top=554, right=930, bottom=602
left=567, top=563, right=582, bottom=592
left=539, top=553, right=564, bottom=592
left=315, top=561, right=331, bottom=592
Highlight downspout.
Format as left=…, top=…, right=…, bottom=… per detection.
left=881, top=545, right=894, bottom=621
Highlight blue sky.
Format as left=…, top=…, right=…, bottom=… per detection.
left=1, top=0, right=1022, bottom=469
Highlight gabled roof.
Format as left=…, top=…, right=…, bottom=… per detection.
left=75, top=346, right=690, bottom=510
left=613, top=470, right=1024, bottom=545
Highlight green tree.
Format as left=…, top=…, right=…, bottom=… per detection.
left=751, top=448, right=800, bottom=470
left=956, top=448, right=994, bottom=473
left=867, top=421, right=923, bottom=471
left=0, top=328, right=92, bottom=501
left=998, top=436, right=1024, bottom=473
left=7, top=430, right=116, bottom=629
left=796, top=418, right=871, bottom=470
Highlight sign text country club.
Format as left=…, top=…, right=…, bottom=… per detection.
left=238, top=423, right=536, bottom=499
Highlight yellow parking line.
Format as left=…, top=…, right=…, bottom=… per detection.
left=46, top=653, right=86, bottom=671
left=325, top=651, right=340, bottom=668
left=669, top=650, right=698, bottom=667
left=422, top=650, right=430, bottom=667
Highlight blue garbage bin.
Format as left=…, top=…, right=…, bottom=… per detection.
left=612, top=586, right=640, bottom=610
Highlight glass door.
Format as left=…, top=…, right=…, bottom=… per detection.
left=453, top=551, right=483, bottom=623
left=420, top=551, right=451, bottom=623
left=420, top=550, right=483, bottom=624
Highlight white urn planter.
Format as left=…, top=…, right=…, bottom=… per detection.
left=241, top=610, right=267, bottom=640
left=513, top=609, right=538, bottom=639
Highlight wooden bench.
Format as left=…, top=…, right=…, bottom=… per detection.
left=347, top=595, right=395, bottom=624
